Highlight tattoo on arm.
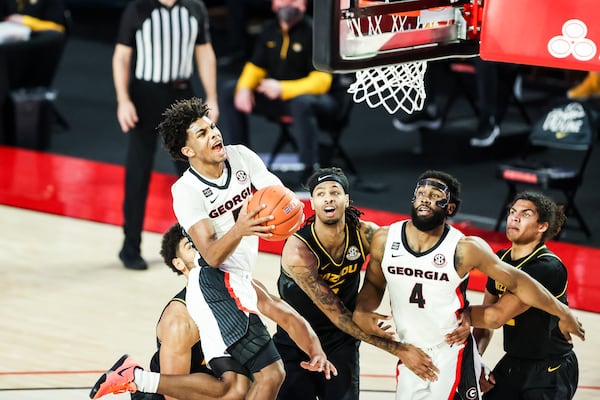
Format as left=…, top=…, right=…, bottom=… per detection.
left=363, top=224, right=376, bottom=245
left=291, top=264, right=401, bottom=355
left=454, top=244, right=465, bottom=273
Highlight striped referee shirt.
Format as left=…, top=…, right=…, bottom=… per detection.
left=116, top=0, right=211, bottom=83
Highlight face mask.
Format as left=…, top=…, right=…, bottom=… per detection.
left=277, top=5, right=302, bottom=26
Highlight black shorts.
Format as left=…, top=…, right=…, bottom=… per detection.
left=275, top=339, right=360, bottom=400
left=225, top=313, right=281, bottom=374
left=455, top=335, right=481, bottom=400
left=483, top=350, right=578, bottom=399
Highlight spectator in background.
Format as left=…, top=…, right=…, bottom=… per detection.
left=2, top=0, right=65, bottom=33
left=112, top=0, right=218, bottom=270
left=0, top=0, right=66, bottom=143
left=220, top=0, right=333, bottom=184
left=218, top=0, right=271, bottom=67
left=567, top=71, right=600, bottom=100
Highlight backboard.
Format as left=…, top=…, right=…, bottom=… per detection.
left=313, top=0, right=481, bottom=73
left=314, top=0, right=600, bottom=73
left=480, top=0, right=600, bottom=71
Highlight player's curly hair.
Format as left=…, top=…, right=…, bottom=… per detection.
left=304, top=167, right=363, bottom=230
left=157, top=97, right=210, bottom=161
left=417, top=170, right=462, bottom=217
left=509, top=191, right=566, bottom=240
left=160, top=223, right=186, bottom=275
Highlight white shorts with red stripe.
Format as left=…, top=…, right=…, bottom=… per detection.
left=395, top=336, right=482, bottom=400
left=186, top=266, right=259, bottom=364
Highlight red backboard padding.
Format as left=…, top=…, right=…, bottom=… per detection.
left=480, top=0, right=600, bottom=71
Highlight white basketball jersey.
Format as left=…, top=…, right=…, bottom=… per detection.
left=172, top=145, right=282, bottom=275
left=383, top=221, right=468, bottom=348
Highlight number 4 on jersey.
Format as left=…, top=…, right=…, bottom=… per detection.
left=409, top=283, right=425, bottom=308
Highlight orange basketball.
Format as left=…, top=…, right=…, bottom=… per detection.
left=248, top=185, right=305, bottom=241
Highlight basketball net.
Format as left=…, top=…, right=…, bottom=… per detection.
left=349, top=61, right=427, bottom=115
left=344, top=5, right=452, bottom=114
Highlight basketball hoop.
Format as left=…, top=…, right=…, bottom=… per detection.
left=342, top=3, right=460, bottom=114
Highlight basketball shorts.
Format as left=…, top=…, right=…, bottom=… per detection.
left=395, top=335, right=481, bottom=400
left=483, top=350, right=578, bottom=399
left=186, top=266, right=279, bottom=372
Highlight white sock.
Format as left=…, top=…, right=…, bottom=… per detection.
left=133, top=369, right=160, bottom=393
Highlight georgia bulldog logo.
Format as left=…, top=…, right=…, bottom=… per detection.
left=465, top=386, right=478, bottom=400
left=432, top=253, right=446, bottom=267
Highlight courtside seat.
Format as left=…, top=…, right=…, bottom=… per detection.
left=266, top=74, right=357, bottom=174
left=494, top=100, right=597, bottom=237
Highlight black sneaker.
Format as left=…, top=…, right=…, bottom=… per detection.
left=470, top=124, right=501, bottom=147
left=118, top=249, right=148, bottom=270
left=392, top=107, right=442, bottom=132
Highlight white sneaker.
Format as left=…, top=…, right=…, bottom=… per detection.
left=470, top=125, right=500, bottom=147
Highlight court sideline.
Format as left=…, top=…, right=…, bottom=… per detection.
left=0, top=205, right=597, bottom=400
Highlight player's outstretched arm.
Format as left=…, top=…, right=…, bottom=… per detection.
left=252, top=280, right=337, bottom=380
left=459, top=236, right=585, bottom=342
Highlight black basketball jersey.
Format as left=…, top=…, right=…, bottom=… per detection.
left=486, top=243, right=573, bottom=359
left=274, top=223, right=366, bottom=352
left=149, top=288, right=210, bottom=374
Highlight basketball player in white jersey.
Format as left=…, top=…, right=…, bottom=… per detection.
left=352, top=170, right=585, bottom=400
left=154, top=97, right=324, bottom=400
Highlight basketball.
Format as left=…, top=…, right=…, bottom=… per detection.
left=248, top=185, right=305, bottom=241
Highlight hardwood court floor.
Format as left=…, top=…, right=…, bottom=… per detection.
left=0, top=205, right=597, bottom=400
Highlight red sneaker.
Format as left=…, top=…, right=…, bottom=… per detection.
left=89, top=354, right=139, bottom=399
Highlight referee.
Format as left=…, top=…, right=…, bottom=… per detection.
left=112, top=0, right=218, bottom=270
left=472, top=191, right=580, bottom=399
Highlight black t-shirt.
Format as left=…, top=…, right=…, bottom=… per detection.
left=250, top=17, right=316, bottom=81
left=486, top=243, right=573, bottom=359
left=274, top=222, right=366, bottom=352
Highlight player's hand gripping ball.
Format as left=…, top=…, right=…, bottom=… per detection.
left=248, top=185, right=305, bottom=241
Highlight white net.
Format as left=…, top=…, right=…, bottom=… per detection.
left=348, top=61, right=427, bottom=114
left=343, top=4, right=457, bottom=114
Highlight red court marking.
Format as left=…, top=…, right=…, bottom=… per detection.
left=1, top=145, right=599, bottom=312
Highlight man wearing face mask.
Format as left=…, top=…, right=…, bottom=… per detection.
left=220, top=0, right=336, bottom=184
